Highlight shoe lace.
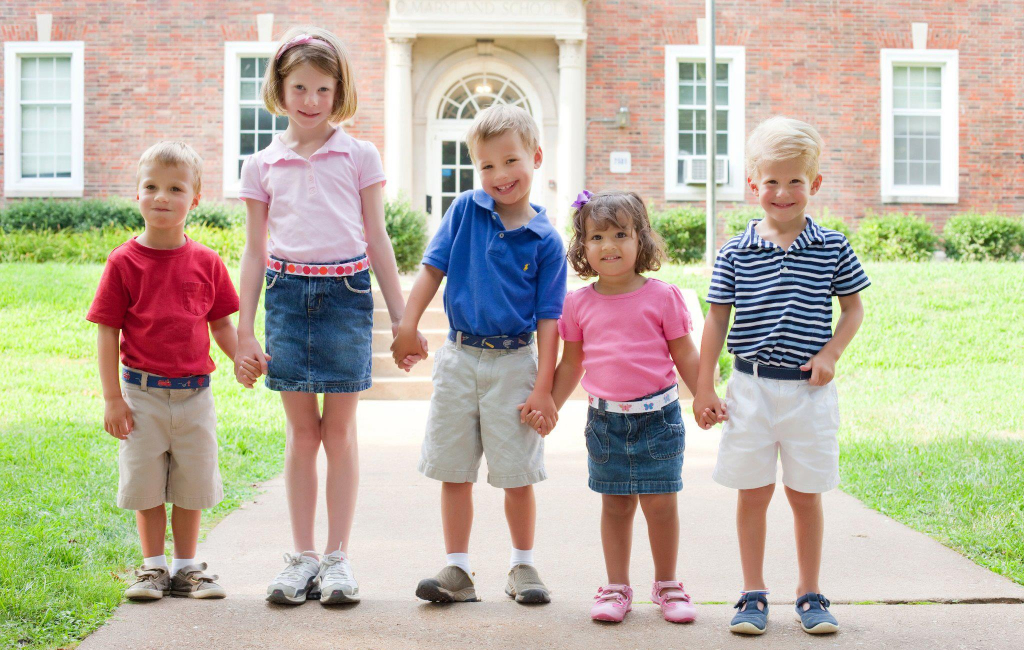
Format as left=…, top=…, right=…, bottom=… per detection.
left=594, top=586, right=630, bottom=608
left=278, top=553, right=315, bottom=582
left=322, top=554, right=353, bottom=582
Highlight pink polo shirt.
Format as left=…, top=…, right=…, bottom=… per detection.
left=558, top=278, right=693, bottom=402
left=238, top=127, right=386, bottom=264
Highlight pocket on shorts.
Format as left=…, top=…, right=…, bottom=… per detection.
left=182, top=281, right=212, bottom=316
left=343, top=272, right=371, bottom=294
left=585, top=417, right=610, bottom=465
left=649, top=401, right=685, bottom=460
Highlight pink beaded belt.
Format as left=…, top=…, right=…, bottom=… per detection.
left=266, top=255, right=368, bottom=277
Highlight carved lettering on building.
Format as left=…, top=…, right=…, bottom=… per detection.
left=394, top=1, right=580, bottom=19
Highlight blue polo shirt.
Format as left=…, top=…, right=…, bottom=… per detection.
left=422, top=189, right=567, bottom=336
left=706, top=216, right=870, bottom=368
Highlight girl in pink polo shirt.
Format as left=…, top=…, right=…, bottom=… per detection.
left=540, top=190, right=718, bottom=624
left=234, top=26, right=425, bottom=605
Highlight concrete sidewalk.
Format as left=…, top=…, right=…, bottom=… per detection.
left=81, top=401, right=1024, bottom=649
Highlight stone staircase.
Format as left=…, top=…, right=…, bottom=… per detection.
left=361, top=287, right=707, bottom=401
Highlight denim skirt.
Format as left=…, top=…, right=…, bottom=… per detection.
left=263, top=257, right=373, bottom=393
left=585, top=386, right=685, bottom=495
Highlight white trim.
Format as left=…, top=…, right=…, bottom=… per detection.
left=663, top=45, right=745, bottom=202
left=880, top=48, right=958, bottom=204
left=387, top=0, right=587, bottom=40
left=222, top=41, right=279, bottom=198
left=4, top=41, right=84, bottom=198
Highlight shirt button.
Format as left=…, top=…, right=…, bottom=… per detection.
left=499, top=233, right=504, bottom=238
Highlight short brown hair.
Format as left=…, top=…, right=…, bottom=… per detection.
left=136, top=141, right=203, bottom=194
left=465, top=104, right=540, bottom=163
left=261, top=26, right=357, bottom=124
left=567, top=191, right=665, bottom=280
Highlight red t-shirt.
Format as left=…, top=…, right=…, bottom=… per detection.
left=87, top=237, right=240, bottom=377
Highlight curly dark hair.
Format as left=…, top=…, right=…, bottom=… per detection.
left=566, top=191, right=665, bottom=280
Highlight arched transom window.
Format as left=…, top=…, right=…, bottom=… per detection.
left=437, top=73, right=532, bottom=120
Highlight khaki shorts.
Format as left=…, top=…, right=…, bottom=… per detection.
left=117, top=374, right=223, bottom=510
left=418, top=340, right=547, bottom=488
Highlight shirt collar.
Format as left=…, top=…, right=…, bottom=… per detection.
left=471, top=189, right=552, bottom=237
left=737, top=215, right=824, bottom=250
left=262, top=126, right=353, bottom=164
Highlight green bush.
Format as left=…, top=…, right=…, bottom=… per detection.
left=384, top=197, right=428, bottom=273
left=813, top=208, right=853, bottom=238
left=650, top=206, right=706, bottom=264
left=0, top=197, right=242, bottom=232
left=943, top=212, right=1024, bottom=261
left=0, top=225, right=246, bottom=264
left=722, top=206, right=763, bottom=236
left=852, top=211, right=938, bottom=262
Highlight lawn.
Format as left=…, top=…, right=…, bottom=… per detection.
left=0, top=261, right=1022, bottom=649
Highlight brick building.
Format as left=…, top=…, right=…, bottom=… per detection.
left=2, top=1, right=1021, bottom=232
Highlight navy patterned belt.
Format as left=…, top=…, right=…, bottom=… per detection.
left=734, top=358, right=812, bottom=381
left=122, top=369, right=210, bottom=389
left=448, top=331, right=534, bottom=350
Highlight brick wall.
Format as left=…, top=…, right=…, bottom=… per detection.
left=584, top=0, right=1024, bottom=229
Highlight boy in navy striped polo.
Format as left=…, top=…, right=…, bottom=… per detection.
left=693, top=117, right=869, bottom=636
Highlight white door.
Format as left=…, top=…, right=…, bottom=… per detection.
left=428, top=125, right=478, bottom=225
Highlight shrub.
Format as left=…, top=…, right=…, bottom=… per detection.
left=813, top=208, right=853, bottom=238
left=0, top=225, right=246, bottom=264
left=384, top=197, right=428, bottom=273
left=852, top=211, right=938, bottom=262
left=0, top=197, right=242, bottom=232
left=943, top=212, right=1024, bottom=262
left=650, top=206, right=706, bottom=264
left=722, top=206, right=763, bottom=236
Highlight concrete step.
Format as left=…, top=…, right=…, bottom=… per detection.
left=373, top=352, right=432, bottom=378
left=372, top=307, right=448, bottom=330
left=372, top=328, right=448, bottom=353
left=362, top=376, right=594, bottom=401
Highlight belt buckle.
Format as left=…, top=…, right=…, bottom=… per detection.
left=752, top=362, right=759, bottom=378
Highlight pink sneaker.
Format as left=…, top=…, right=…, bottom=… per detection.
left=590, top=584, right=633, bottom=622
left=652, top=580, right=697, bottom=623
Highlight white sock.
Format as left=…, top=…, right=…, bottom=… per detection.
left=299, top=550, right=319, bottom=561
left=143, top=555, right=167, bottom=569
left=325, top=549, right=346, bottom=560
left=171, top=557, right=196, bottom=574
left=510, top=548, right=534, bottom=569
left=446, top=553, right=471, bottom=575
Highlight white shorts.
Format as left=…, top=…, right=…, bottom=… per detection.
left=712, top=370, right=840, bottom=493
left=418, top=340, right=546, bottom=488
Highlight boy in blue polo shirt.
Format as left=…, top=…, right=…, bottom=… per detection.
left=392, top=104, right=566, bottom=604
left=693, top=117, right=869, bottom=635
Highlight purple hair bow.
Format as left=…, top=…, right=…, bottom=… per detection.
left=571, top=190, right=593, bottom=210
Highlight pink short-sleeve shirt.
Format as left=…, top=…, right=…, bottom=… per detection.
left=558, top=278, right=694, bottom=402
left=238, top=127, right=386, bottom=263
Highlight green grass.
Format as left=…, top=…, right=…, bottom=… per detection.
left=1, top=261, right=1022, bottom=648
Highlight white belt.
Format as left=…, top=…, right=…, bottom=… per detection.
left=587, top=386, right=680, bottom=414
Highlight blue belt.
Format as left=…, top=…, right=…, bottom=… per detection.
left=122, top=369, right=211, bottom=389
left=448, top=331, right=534, bottom=350
left=734, top=358, right=812, bottom=381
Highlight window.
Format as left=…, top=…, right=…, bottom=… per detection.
left=223, top=42, right=288, bottom=197
left=880, top=49, right=958, bottom=203
left=437, top=73, right=531, bottom=120
left=664, top=45, right=745, bottom=201
left=3, top=41, right=84, bottom=197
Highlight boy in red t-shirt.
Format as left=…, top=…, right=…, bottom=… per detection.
left=87, top=142, right=240, bottom=601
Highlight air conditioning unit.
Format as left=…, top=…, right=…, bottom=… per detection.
left=683, top=156, right=729, bottom=185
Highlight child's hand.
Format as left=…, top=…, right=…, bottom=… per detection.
left=236, top=355, right=263, bottom=388
left=692, top=389, right=727, bottom=430
left=399, top=354, right=423, bottom=371
left=800, top=350, right=837, bottom=386
left=103, top=396, right=134, bottom=440
left=517, top=390, right=558, bottom=436
left=391, top=324, right=428, bottom=369
left=523, top=409, right=551, bottom=436
left=235, top=335, right=271, bottom=389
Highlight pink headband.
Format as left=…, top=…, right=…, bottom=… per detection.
left=275, top=34, right=336, bottom=61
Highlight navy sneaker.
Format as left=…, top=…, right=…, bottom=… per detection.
left=795, top=592, right=839, bottom=634
left=730, top=591, right=769, bottom=635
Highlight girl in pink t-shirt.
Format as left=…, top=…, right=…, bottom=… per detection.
left=538, top=190, right=716, bottom=624
left=234, top=26, right=425, bottom=605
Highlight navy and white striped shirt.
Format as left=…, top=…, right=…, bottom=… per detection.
left=706, top=217, right=870, bottom=368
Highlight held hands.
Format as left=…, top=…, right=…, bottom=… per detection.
left=104, top=396, right=134, bottom=440
left=800, top=350, right=837, bottom=386
left=692, top=388, right=729, bottom=431
left=390, top=323, right=428, bottom=372
left=235, top=334, right=271, bottom=389
left=518, top=390, right=558, bottom=437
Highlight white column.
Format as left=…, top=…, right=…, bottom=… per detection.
left=384, top=36, right=413, bottom=201
left=556, top=38, right=586, bottom=225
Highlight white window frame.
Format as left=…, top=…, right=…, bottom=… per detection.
left=663, top=45, right=745, bottom=202
left=880, top=49, right=958, bottom=204
left=3, top=41, right=85, bottom=197
left=223, top=41, right=280, bottom=198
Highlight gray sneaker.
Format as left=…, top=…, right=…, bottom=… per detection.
left=319, top=552, right=360, bottom=604
left=124, top=565, right=171, bottom=601
left=505, top=563, right=551, bottom=604
left=415, top=565, right=479, bottom=602
left=267, top=553, right=321, bottom=604
left=170, top=562, right=226, bottom=599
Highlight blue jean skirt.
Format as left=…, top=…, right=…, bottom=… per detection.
left=585, top=386, right=685, bottom=495
left=263, top=256, right=373, bottom=393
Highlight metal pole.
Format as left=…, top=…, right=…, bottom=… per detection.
left=705, top=0, right=716, bottom=267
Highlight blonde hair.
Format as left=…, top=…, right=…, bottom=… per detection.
left=261, top=26, right=357, bottom=124
left=745, top=116, right=823, bottom=180
left=567, top=191, right=665, bottom=280
left=136, top=141, right=203, bottom=194
left=465, top=104, right=540, bottom=163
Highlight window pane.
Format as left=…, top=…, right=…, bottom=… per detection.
left=909, top=117, right=925, bottom=135
left=895, top=116, right=909, bottom=136
left=240, top=108, right=255, bottom=131
left=459, top=142, right=471, bottom=165
left=22, top=154, right=39, bottom=177
left=259, top=109, right=272, bottom=130
left=241, top=58, right=256, bottom=78
left=695, top=63, right=706, bottom=80
left=22, top=129, right=39, bottom=154
left=257, top=133, right=272, bottom=151
left=37, top=153, right=55, bottom=176
left=21, top=78, right=37, bottom=101
left=677, top=159, right=686, bottom=184
left=239, top=159, right=246, bottom=177
left=894, top=137, right=908, bottom=161
left=925, top=137, right=940, bottom=161
left=21, top=106, right=38, bottom=130
left=240, top=134, right=255, bottom=155
left=909, top=137, right=924, bottom=160
left=717, top=133, right=727, bottom=153
left=695, top=110, right=706, bottom=130
left=679, top=84, right=693, bottom=105
left=925, top=162, right=940, bottom=185
left=442, top=141, right=455, bottom=165
left=716, top=63, right=728, bottom=79
left=55, top=56, right=71, bottom=79
left=55, top=105, right=70, bottom=128
left=275, top=115, right=289, bottom=130
left=909, top=161, right=924, bottom=184
left=39, top=130, right=55, bottom=156
left=678, top=133, right=693, bottom=155
left=680, top=62, right=694, bottom=81
left=56, top=155, right=72, bottom=177
left=461, top=103, right=477, bottom=119
left=22, top=57, right=38, bottom=80
left=55, top=129, right=72, bottom=155
left=924, top=116, right=940, bottom=135
left=926, top=89, right=941, bottom=109
left=909, top=67, right=925, bottom=86
left=716, top=109, right=727, bottom=130
left=894, top=162, right=907, bottom=185
left=696, top=84, right=706, bottom=105
left=893, top=66, right=909, bottom=86
left=442, top=196, right=454, bottom=216
left=679, top=109, right=693, bottom=131
left=894, top=87, right=909, bottom=109
left=441, top=168, right=455, bottom=192
left=908, top=85, right=925, bottom=109
left=54, top=77, right=71, bottom=100
left=258, top=58, right=268, bottom=76
left=715, top=84, right=728, bottom=104
left=695, top=133, right=706, bottom=155
left=926, top=67, right=940, bottom=85
left=241, top=81, right=258, bottom=101
left=459, top=169, right=474, bottom=191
